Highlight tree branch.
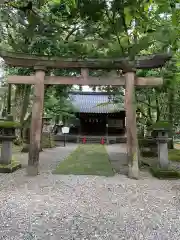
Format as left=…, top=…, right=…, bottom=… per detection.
left=64, top=26, right=80, bottom=42
left=137, top=100, right=156, bottom=109
left=105, top=9, right=124, bottom=54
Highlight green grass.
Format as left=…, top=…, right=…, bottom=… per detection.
left=54, top=144, right=114, bottom=176
left=169, top=149, right=180, bottom=162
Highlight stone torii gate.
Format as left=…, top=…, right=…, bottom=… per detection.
left=0, top=51, right=171, bottom=179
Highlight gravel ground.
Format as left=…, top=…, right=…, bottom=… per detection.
left=0, top=144, right=180, bottom=240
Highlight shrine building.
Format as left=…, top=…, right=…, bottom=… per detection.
left=56, top=91, right=126, bottom=143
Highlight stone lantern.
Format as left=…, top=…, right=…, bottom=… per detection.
left=153, top=122, right=170, bottom=169
left=42, top=116, right=52, bottom=132
left=41, top=116, right=55, bottom=148
left=0, top=117, right=21, bottom=172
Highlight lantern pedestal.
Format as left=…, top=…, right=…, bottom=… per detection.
left=0, top=121, right=21, bottom=173
left=1, top=141, right=12, bottom=165
left=41, top=116, right=55, bottom=148
left=157, top=134, right=169, bottom=169
left=153, top=126, right=170, bottom=169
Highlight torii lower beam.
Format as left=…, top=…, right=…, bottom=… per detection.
left=8, top=75, right=163, bottom=86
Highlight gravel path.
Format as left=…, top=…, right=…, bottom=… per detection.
left=0, top=144, right=180, bottom=239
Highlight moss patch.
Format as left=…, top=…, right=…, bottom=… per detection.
left=151, top=121, right=171, bottom=131
left=0, top=121, right=21, bottom=128
left=54, top=144, right=114, bottom=176
left=0, top=160, right=19, bottom=168
left=150, top=167, right=180, bottom=179
left=0, top=160, right=21, bottom=173
left=169, top=149, right=180, bottom=162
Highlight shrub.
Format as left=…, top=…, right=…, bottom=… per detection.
left=141, top=151, right=157, bottom=158
left=13, top=137, right=23, bottom=146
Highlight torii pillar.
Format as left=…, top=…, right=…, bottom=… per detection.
left=27, top=66, right=45, bottom=176
left=125, top=71, right=139, bottom=179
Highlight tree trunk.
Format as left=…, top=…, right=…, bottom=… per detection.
left=168, top=90, right=174, bottom=149
left=20, top=85, right=31, bottom=124
left=20, top=85, right=31, bottom=139
left=7, top=84, right=12, bottom=115
left=55, top=115, right=60, bottom=124
left=147, top=95, right=152, bottom=121
left=155, top=94, right=160, bottom=122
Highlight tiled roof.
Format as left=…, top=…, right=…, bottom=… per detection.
left=69, top=92, right=124, bottom=113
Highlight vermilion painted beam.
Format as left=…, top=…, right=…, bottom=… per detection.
left=8, top=75, right=163, bottom=86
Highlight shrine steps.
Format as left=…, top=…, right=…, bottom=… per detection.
left=79, top=136, right=105, bottom=144
left=54, top=134, right=126, bottom=144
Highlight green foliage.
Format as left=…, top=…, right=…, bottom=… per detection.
left=150, top=167, right=180, bottom=179
left=0, top=0, right=177, bottom=59
left=0, top=0, right=179, bottom=140
left=44, top=87, right=76, bottom=123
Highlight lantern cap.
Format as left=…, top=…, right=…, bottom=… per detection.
left=151, top=121, right=171, bottom=132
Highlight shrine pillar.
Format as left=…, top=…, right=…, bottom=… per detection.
left=27, top=66, right=45, bottom=176
left=125, top=71, right=139, bottom=179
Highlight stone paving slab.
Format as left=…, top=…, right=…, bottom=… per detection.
left=106, top=144, right=128, bottom=175
left=0, top=144, right=180, bottom=239
left=106, top=144, right=158, bottom=179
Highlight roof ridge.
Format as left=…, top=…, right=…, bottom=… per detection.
left=69, top=92, right=124, bottom=113
left=69, top=91, right=113, bottom=95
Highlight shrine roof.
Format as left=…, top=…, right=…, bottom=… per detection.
left=69, top=92, right=124, bottom=113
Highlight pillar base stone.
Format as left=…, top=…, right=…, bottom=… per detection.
left=27, top=165, right=39, bottom=176
left=128, top=163, right=139, bottom=179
